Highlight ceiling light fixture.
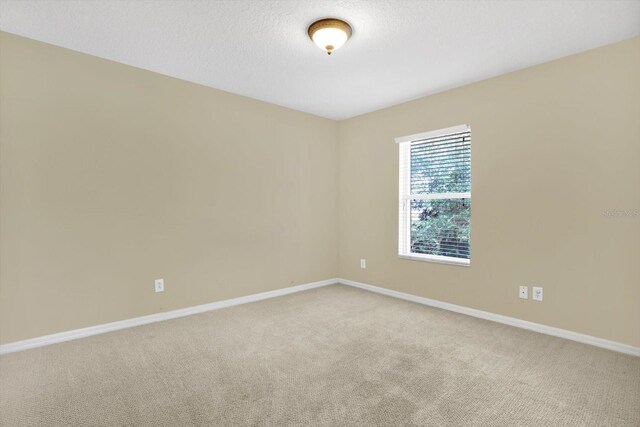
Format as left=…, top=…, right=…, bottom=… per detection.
left=308, top=18, right=352, bottom=55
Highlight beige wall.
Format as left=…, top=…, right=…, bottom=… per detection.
left=0, top=32, right=338, bottom=344
left=2, top=32, right=638, bottom=348
left=338, top=37, right=640, bottom=347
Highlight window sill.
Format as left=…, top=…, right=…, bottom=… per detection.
left=399, top=254, right=470, bottom=267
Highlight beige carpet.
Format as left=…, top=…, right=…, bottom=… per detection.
left=1, top=284, right=638, bottom=426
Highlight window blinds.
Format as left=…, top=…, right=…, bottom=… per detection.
left=397, top=125, right=471, bottom=265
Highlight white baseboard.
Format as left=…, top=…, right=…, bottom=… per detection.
left=337, top=278, right=640, bottom=357
left=0, top=278, right=338, bottom=355
left=3, top=277, right=637, bottom=357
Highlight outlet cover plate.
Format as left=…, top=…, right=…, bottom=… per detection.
left=519, top=285, right=528, bottom=299
left=533, top=286, right=543, bottom=301
left=154, top=278, right=164, bottom=293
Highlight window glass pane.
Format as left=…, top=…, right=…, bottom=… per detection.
left=410, top=132, right=470, bottom=194
left=410, top=198, right=470, bottom=259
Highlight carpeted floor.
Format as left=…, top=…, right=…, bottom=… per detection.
left=1, top=284, right=639, bottom=426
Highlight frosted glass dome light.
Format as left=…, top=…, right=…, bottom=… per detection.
left=308, top=19, right=352, bottom=55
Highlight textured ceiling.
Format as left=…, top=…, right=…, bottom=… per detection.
left=1, top=0, right=639, bottom=120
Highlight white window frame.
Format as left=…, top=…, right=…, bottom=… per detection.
left=396, top=124, right=471, bottom=267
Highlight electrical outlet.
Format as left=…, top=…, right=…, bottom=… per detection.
left=519, top=286, right=528, bottom=299
left=154, top=278, right=164, bottom=293
left=360, top=259, right=366, bottom=269
left=532, top=286, right=543, bottom=301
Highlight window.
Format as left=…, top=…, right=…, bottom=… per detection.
left=396, top=124, right=471, bottom=266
